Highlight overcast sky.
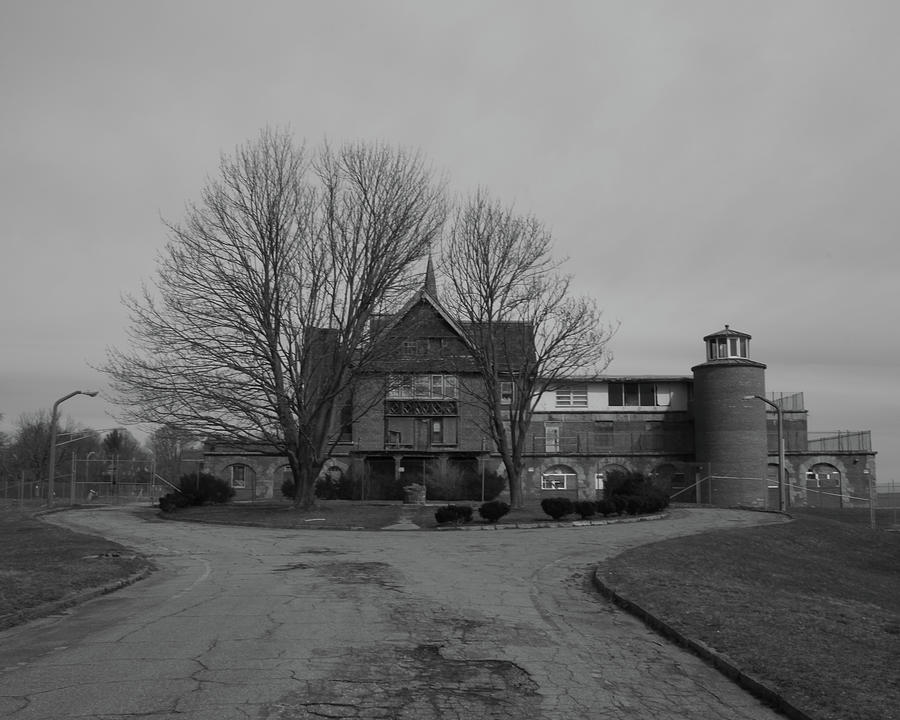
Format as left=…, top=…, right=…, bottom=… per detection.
left=1, top=1, right=897, bottom=487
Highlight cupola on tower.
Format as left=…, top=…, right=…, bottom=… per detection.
left=692, top=326, right=768, bottom=506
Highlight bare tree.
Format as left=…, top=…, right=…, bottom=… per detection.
left=146, top=424, right=200, bottom=484
left=442, top=190, right=615, bottom=507
left=102, top=130, right=446, bottom=508
left=101, top=428, right=144, bottom=462
left=9, top=411, right=99, bottom=496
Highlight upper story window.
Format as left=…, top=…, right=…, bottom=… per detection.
left=608, top=382, right=657, bottom=407
left=705, top=326, right=750, bottom=360
left=555, top=385, right=588, bottom=408
left=388, top=374, right=458, bottom=399
left=707, top=336, right=749, bottom=360
left=400, top=338, right=457, bottom=357
left=500, top=381, right=514, bottom=405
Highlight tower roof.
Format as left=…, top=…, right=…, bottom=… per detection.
left=423, top=255, right=437, bottom=298
left=702, top=324, right=751, bottom=342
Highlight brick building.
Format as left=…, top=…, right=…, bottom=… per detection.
left=203, top=278, right=876, bottom=510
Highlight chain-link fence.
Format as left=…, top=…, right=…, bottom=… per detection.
left=670, top=473, right=899, bottom=530
left=0, top=457, right=206, bottom=508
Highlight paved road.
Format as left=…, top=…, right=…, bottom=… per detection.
left=0, top=506, right=788, bottom=719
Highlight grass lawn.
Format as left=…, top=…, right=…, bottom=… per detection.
left=0, top=508, right=151, bottom=630
left=161, top=498, right=573, bottom=529
left=598, top=510, right=900, bottom=720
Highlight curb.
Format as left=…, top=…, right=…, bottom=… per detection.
left=591, top=572, right=815, bottom=720
left=0, top=565, right=155, bottom=632
left=436, top=512, right=668, bottom=531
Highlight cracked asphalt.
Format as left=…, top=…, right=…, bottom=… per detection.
left=0, top=506, right=789, bottom=719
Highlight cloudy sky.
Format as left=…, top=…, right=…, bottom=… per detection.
left=1, top=1, right=897, bottom=488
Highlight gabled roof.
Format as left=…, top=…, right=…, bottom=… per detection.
left=461, top=320, right=535, bottom=371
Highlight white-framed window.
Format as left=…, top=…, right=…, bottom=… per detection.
left=230, top=464, right=247, bottom=489
left=500, top=381, right=514, bottom=405
left=707, top=336, right=749, bottom=360
left=555, top=385, right=588, bottom=407
left=542, top=465, right=577, bottom=490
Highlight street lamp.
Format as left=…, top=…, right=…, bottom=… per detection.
left=47, top=390, right=99, bottom=507
left=745, top=394, right=786, bottom=512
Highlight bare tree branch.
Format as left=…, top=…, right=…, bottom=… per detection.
left=101, top=130, right=446, bottom=508
left=442, top=189, right=616, bottom=507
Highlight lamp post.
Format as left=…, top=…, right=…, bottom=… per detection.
left=47, top=390, right=99, bottom=507
left=745, top=394, right=786, bottom=512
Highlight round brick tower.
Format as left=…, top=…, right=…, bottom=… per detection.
left=692, top=326, right=768, bottom=507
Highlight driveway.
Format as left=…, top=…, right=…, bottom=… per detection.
left=0, top=506, right=787, bottom=719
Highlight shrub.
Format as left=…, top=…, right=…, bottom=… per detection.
left=574, top=500, right=597, bottom=519
left=178, top=472, right=234, bottom=504
left=281, top=477, right=296, bottom=499
left=478, top=500, right=510, bottom=523
left=315, top=466, right=355, bottom=500
left=173, top=473, right=234, bottom=507
left=541, top=497, right=574, bottom=520
left=596, top=498, right=617, bottom=517
left=434, top=504, right=474, bottom=525
left=158, top=491, right=194, bottom=512
left=604, top=472, right=671, bottom=516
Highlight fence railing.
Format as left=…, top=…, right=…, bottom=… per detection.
left=767, top=391, right=805, bottom=411
left=530, top=431, right=692, bottom=455
left=806, top=431, right=872, bottom=453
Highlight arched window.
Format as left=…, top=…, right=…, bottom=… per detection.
left=806, top=463, right=841, bottom=489
left=227, top=463, right=253, bottom=489
left=541, top=464, right=577, bottom=491
left=805, top=463, right=842, bottom=508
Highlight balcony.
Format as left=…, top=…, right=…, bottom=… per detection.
left=530, top=430, right=692, bottom=455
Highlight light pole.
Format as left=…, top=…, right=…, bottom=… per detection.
left=745, top=394, right=786, bottom=512
left=47, top=390, right=99, bottom=507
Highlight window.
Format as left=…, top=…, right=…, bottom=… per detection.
left=556, top=385, right=588, bottom=407
left=707, top=336, right=750, bottom=360
left=431, top=419, right=444, bottom=445
left=500, top=381, right=514, bottom=405
left=545, top=424, right=560, bottom=453
left=541, top=474, right=568, bottom=490
left=339, top=399, right=353, bottom=442
left=230, top=464, right=247, bottom=489
left=806, top=465, right=841, bottom=488
left=541, top=465, right=576, bottom=490
left=388, top=374, right=459, bottom=399
left=444, top=375, right=458, bottom=398
left=401, top=340, right=417, bottom=357
left=594, top=421, right=614, bottom=448
left=414, top=375, right=430, bottom=397
left=608, top=382, right=657, bottom=407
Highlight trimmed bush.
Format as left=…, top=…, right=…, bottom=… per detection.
left=541, top=497, right=574, bottom=520
left=604, top=471, right=671, bottom=516
left=179, top=472, right=234, bottom=504
left=281, top=477, right=296, bottom=499
left=574, top=500, right=597, bottom=519
left=478, top=500, right=510, bottom=523
left=434, top=504, right=474, bottom=525
left=596, top=498, right=617, bottom=517
left=158, top=491, right=194, bottom=512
